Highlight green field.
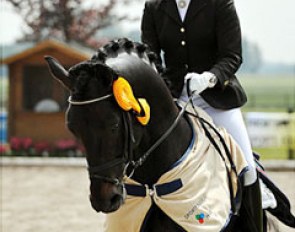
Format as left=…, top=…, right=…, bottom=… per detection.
left=239, top=74, right=295, bottom=112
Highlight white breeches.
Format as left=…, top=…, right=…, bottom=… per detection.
left=179, top=88, right=257, bottom=186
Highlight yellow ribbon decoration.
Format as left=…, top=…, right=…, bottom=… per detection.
left=113, top=77, right=150, bottom=125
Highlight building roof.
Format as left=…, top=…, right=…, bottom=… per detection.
left=2, top=39, right=94, bottom=65
left=2, top=42, right=35, bottom=60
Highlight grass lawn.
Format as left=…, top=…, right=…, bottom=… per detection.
left=239, top=74, right=295, bottom=112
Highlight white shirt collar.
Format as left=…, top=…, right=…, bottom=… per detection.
left=175, top=0, right=191, bottom=21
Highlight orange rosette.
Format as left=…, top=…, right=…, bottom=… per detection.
left=137, top=98, right=150, bottom=125
left=113, top=77, right=150, bottom=126
left=113, top=77, right=141, bottom=113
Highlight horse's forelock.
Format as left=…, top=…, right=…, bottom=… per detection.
left=69, top=60, right=114, bottom=80
left=69, top=60, right=116, bottom=100
left=69, top=62, right=93, bottom=77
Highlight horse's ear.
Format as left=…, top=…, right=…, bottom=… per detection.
left=44, top=56, right=74, bottom=91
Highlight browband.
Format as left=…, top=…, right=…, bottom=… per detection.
left=68, top=94, right=113, bottom=105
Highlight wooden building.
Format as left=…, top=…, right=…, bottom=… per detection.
left=3, top=40, right=92, bottom=143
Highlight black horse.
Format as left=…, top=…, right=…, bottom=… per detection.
left=45, top=38, right=294, bottom=232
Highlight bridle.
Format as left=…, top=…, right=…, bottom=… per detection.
left=67, top=94, right=192, bottom=185
left=68, top=94, right=136, bottom=185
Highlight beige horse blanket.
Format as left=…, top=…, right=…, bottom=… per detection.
left=104, top=106, right=248, bottom=232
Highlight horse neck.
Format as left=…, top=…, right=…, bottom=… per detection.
left=107, top=55, right=192, bottom=184
left=132, top=76, right=193, bottom=186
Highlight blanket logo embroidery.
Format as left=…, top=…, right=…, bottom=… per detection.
left=184, top=196, right=215, bottom=224
left=184, top=196, right=206, bottom=220
left=195, top=213, right=205, bottom=224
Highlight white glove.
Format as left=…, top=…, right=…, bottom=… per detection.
left=185, top=72, right=217, bottom=94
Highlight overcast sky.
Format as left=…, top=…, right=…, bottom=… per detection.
left=1, top=0, right=294, bottom=65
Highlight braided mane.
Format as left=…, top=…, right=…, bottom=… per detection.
left=91, top=38, right=158, bottom=69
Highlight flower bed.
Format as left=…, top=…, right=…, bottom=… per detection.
left=1, top=137, right=85, bottom=157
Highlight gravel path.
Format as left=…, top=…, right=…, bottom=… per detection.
left=1, top=166, right=294, bottom=232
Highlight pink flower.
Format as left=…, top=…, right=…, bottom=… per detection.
left=22, top=138, right=33, bottom=150
left=10, top=137, right=33, bottom=151
left=55, top=139, right=78, bottom=151
left=0, top=144, right=8, bottom=154
left=34, top=141, right=51, bottom=154
left=10, top=137, right=22, bottom=151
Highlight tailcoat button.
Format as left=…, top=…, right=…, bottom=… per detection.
left=180, top=27, right=185, bottom=33
left=181, top=40, right=186, bottom=46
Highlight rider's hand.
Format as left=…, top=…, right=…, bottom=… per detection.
left=185, top=72, right=217, bottom=94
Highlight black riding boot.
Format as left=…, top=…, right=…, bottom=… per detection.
left=238, top=177, right=264, bottom=232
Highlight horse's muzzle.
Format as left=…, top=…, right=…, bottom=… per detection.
left=89, top=181, right=125, bottom=213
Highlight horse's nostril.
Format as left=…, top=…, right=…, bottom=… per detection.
left=90, top=193, right=123, bottom=213
left=89, top=182, right=124, bottom=213
left=111, top=194, right=123, bottom=205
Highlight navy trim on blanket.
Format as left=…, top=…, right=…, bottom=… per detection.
left=125, top=179, right=183, bottom=197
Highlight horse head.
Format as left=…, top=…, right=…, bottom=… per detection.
left=45, top=38, right=192, bottom=213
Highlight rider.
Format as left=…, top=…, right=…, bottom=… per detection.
left=141, top=0, right=263, bottom=230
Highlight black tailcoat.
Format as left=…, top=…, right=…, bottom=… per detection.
left=141, top=0, right=247, bottom=109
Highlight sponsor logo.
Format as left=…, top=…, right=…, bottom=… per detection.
left=184, top=196, right=205, bottom=220
left=195, top=213, right=205, bottom=224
